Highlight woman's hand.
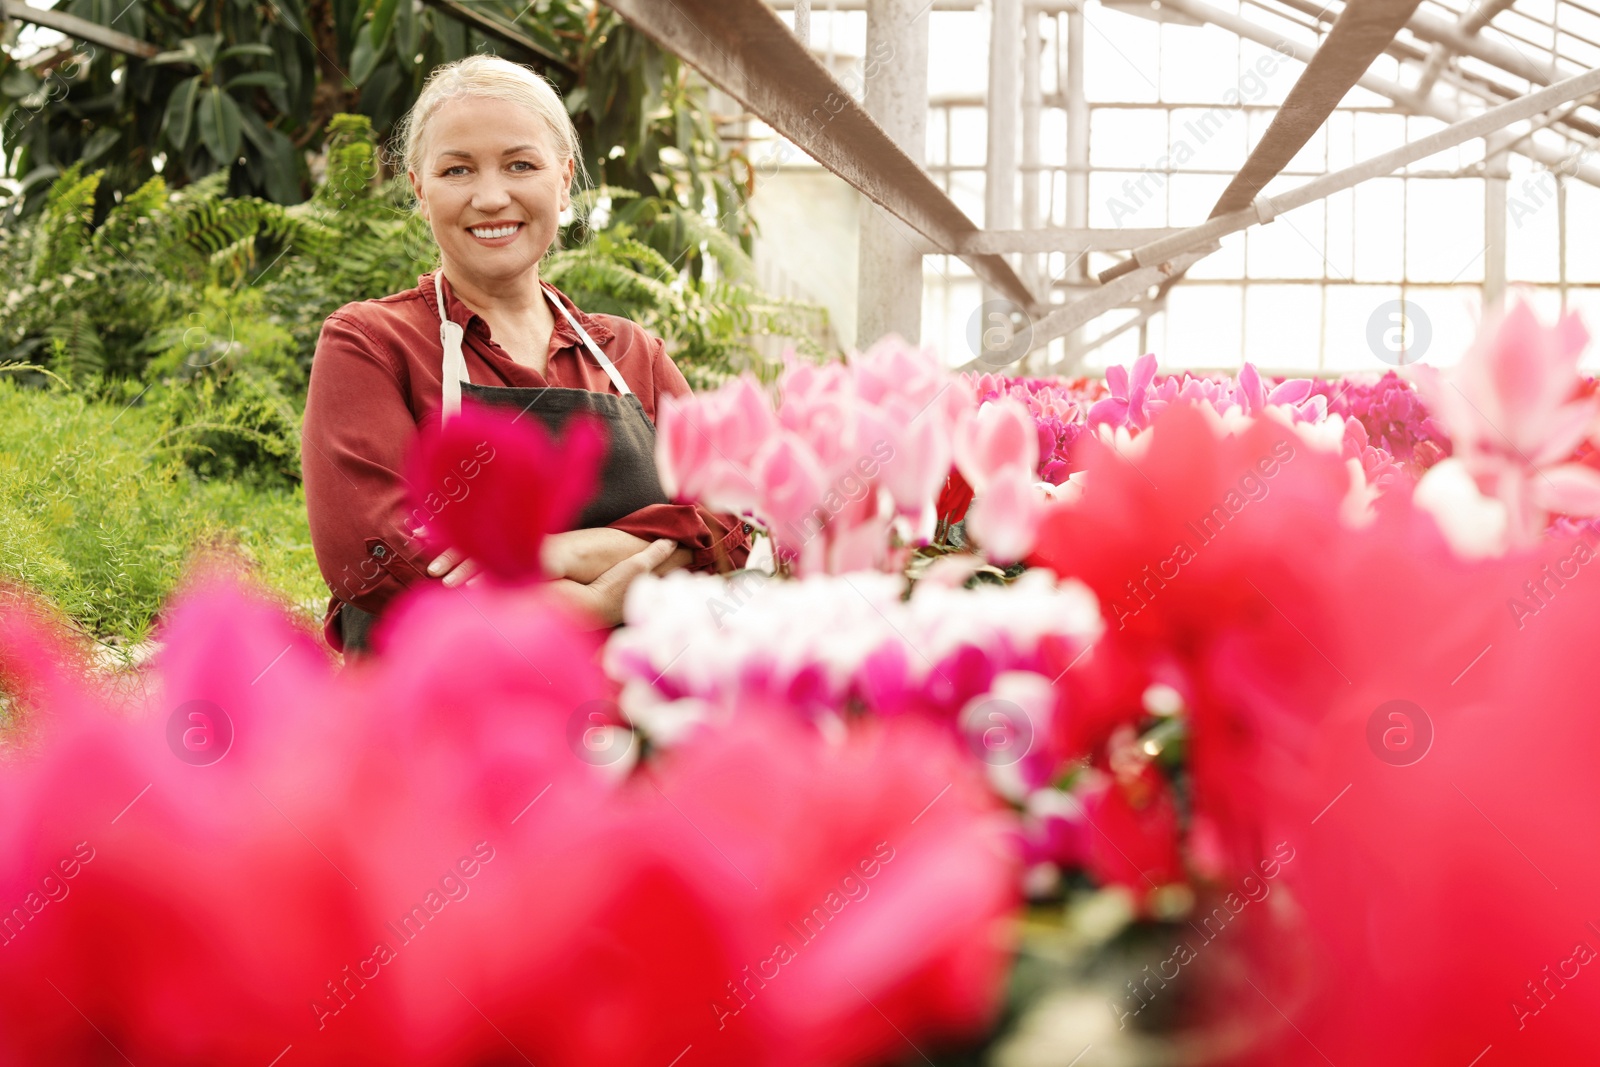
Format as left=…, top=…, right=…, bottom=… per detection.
left=414, top=524, right=686, bottom=592
left=543, top=528, right=692, bottom=582
left=417, top=532, right=483, bottom=587
left=547, top=538, right=678, bottom=627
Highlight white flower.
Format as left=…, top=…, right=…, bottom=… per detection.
left=1413, top=457, right=1510, bottom=558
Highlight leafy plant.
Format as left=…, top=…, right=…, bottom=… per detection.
left=0, top=0, right=754, bottom=258
left=0, top=377, right=323, bottom=646
left=0, top=0, right=322, bottom=213
left=0, top=160, right=335, bottom=380
left=1, top=114, right=829, bottom=491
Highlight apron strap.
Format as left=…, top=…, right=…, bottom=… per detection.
left=542, top=284, right=633, bottom=397
left=434, top=271, right=632, bottom=427
left=437, top=270, right=469, bottom=425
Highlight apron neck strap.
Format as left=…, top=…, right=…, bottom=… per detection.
left=437, top=270, right=469, bottom=425
left=541, top=283, right=632, bottom=397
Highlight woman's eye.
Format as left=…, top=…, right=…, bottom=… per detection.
left=509, top=161, right=534, bottom=172
left=443, top=166, right=468, bottom=176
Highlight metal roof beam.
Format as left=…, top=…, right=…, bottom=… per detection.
left=597, top=0, right=1042, bottom=314
left=1263, top=0, right=1560, bottom=89
left=1257, top=0, right=1600, bottom=139
left=958, top=227, right=1183, bottom=254
left=1030, top=244, right=1220, bottom=347
left=0, top=0, right=158, bottom=59
left=1210, top=0, right=1424, bottom=218
left=1158, top=0, right=1600, bottom=187
left=1100, top=60, right=1600, bottom=283
left=1042, top=295, right=1165, bottom=374
left=1413, top=0, right=1516, bottom=98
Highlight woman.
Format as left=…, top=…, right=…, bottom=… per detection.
left=302, top=55, right=751, bottom=656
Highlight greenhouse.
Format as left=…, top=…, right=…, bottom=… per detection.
left=1, top=0, right=1598, bottom=1063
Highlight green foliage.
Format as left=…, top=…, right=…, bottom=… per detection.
left=140, top=286, right=306, bottom=485
left=0, top=164, right=319, bottom=486
left=0, top=113, right=827, bottom=494
left=251, top=113, right=439, bottom=360
left=550, top=188, right=829, bottom=387
left=0, top=0, right=755, bottom=273
left=0, top=0, right=318, bottom=214
left=0, top=378, right=323, bottom=644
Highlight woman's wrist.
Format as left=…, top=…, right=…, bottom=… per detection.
left=544, top=529, right=656, bottom=584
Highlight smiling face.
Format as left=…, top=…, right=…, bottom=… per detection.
left=408, top=93, right=575, bottom=292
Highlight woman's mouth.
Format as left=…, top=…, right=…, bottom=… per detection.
left=467, top=222, right=524, bottom=245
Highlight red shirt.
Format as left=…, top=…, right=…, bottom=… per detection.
left=302, top=269, right=750, bottom=650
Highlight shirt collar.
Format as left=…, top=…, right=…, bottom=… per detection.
left=419, top=270, right=616, bottom=349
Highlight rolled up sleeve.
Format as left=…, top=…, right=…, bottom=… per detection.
left=609, top=504, right=752, bottom=572
left=301, top=313, right=438, bottom=638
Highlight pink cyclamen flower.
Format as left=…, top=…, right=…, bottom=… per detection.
left=1087, top=352, right=1159, bottom=430
left=965, top=472, right=1044, bottom=564
left=954, top=399, right=1039, bottom=490
left=1414, top=299, right=1600, bottom=546
left=656, top=389, right=767, bottom=512
left=657, top=340, right=977, bottom=574
left=753, top=431, right=831, bottom=553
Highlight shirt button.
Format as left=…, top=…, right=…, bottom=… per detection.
left=371, top=543, right=388, bottom=559
left=741, top=523, right=753, bottom=534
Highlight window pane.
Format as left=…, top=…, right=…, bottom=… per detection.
left=1163, top=285, right=1242, bottom=369
left=1245, top=285, right=1323, bottom=371
left=1353, top=178, right=1405, bottom=283
left=1405, top=178, right=1484, bottom=283
left=1084, top=9, right=1161, bottom=103
left=1323, top=285, right=1403, bottom=375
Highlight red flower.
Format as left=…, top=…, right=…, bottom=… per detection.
left=1079, top=761, right=1184, bottom=900
left=1035, top=399, right=1600, bottom=1063
left=636, top=714, right=1020, bottom=1067
left=403, top=403, right=606, bottom=582
left=936, top=467, right=975, bottom=526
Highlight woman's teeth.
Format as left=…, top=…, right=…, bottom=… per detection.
left=470, top=224, right=520, bottom=239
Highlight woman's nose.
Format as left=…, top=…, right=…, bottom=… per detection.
left=470, top=176, right=513, bottom=210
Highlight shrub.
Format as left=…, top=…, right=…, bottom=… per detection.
left=0, top=377, right=323, bottom=648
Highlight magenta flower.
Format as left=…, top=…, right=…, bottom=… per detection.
left=404, top=404, right=605, bottom=583
left=1314, top=371, right=1450, bottom=474
left=1088, top=352, right=1159, bottom=430
left=967, top=373, right=1094, bottom=486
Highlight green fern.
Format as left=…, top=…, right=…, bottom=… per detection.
left=28, top=162, right=102, bottom=283
left=89, top=175, right=167, bottom=261
left=45, top=310, right=106, bottom=382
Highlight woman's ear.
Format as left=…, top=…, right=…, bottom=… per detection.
left=409, top=169, right=430, bottom=221
left=560, top=157, right=574, bottom=211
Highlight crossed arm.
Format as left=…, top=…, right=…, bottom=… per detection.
left=422, top=527, right=693, bottom=626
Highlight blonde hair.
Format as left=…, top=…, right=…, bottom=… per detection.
left=389, top=54, right=590, bottom=210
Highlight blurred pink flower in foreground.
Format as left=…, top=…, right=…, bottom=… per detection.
left=0, top=569, right=1019, bottom=1066
left=1414, top=299, right=1600, bottom=549
left=1034, top=393, right=1600, bottom=1064
left=404, top=404, right=606, bottom=583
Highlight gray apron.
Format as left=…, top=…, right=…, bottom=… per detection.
left=338, top=273, right=670, bottom=655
